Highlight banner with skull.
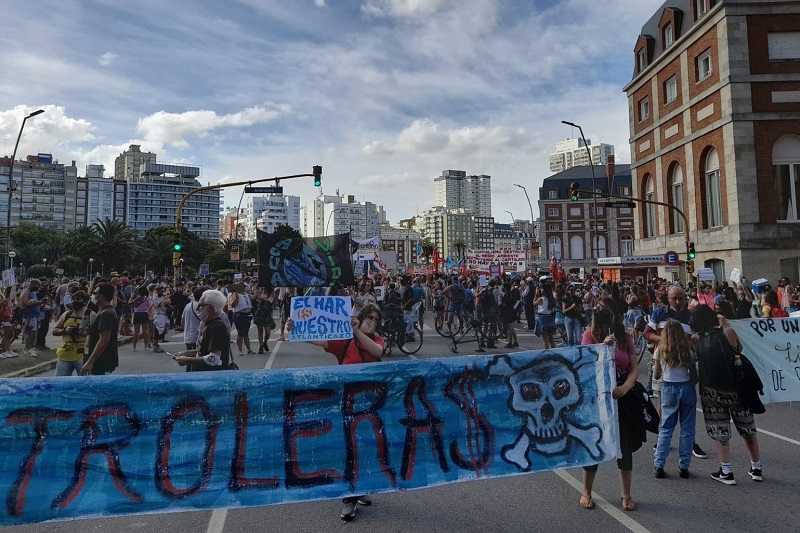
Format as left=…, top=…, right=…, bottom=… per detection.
left=0, top=346, right=619, bottom=525
left=257, top=229, right=355, bottom=288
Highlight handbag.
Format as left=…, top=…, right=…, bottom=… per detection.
left=618, top=372, right=660, bottom=434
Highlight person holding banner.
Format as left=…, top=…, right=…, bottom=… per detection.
left=286, top=302, right=385, bottom=521
left=689, top=305, right=763, bottom=485
left=580, top=306, right=641, bottom=512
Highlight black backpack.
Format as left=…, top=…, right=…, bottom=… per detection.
left=479, top=289, right=495, bottom=313
left=451, top=285, right=466, bottom=304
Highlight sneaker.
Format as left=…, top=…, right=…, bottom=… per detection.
left=748, top=468, right=763, bottom=482
left=0, top=351, right=9, bottom=359
left=5, top=350, right=19, bottom=358
left=340, top=501, right=356, bottom=521
left=679, top=468, right=690, bottom=479
left=258, top=346, right=264, bottom=354
left=153, top=347, right=165, bottom=353
left=710, top=469, right=736, bottom=485
left=693, top=443, right=708, bottom=459
left=357, top=495, right=372, bottom=506
left=505, top=343, right=514, bottom=348
left=654, top=467, right=666, bottom=479
left=23, top=348, right=39, bottom=358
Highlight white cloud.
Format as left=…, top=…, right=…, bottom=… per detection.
left=314, top=0, right=326, bottom=6
left=361, top=0, right=452, bottom=18
left=98, top=52, right=118, bottom=66
left=136, top=104, right=291, bottom=149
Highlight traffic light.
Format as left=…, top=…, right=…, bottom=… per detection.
left=313, top=165, right=322, bottom=187
left=688, top=242, right=696, bottom=259
left=569, top=182, right=580, bottom=202
left=173, top=232, right=182, bottom=252
left=686, top=259, right=695, bottom=276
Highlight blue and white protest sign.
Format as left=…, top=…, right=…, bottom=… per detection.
left=0, top=345, right=618, bottom=525
left=728, top=317, right=800, bottom=404
left=289, top=296, right=353, bottom=342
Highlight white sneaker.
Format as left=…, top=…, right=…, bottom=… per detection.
left=0, top=351, right=9, bottom=358
left=23, top=348, right=39, bottom=358
left=6, top=350, right=19, bottom=358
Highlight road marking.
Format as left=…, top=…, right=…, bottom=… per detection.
left=694, top=408, right=800, bottom=446
left=553, top=469, right=653, bottom=533
left=265, top=339, right=281, bottom=370
left=206, top=509, right=227, bottom=533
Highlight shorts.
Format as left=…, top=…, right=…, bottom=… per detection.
left=233, top=312, right=253, bottom=334
left=22, top=317, right=40, bottom=339
left=700, top=386, right=756, bottom=442
left=133, top=312, right=150, bottom=325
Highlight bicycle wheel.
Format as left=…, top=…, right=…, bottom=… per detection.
left=479, top=313, right=501, bottom=346
left=636, top=336, right=648, bottom=363
left=399, top=323, right=423, bottom=355
left=435, top=311, right=462, bottom=338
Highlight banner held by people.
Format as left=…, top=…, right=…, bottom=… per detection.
left=0, top=345, right=617, bottom=525
left=257, top=229, right=355, bottom=288
left=289, top=296, right=353, bottom=342
left=727, top=317, right=800, bottom=404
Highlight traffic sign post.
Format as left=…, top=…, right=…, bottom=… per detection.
left=664, top=250, right=680, bottom=265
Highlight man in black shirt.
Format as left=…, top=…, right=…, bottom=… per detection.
left=82, top=283, right=119, bottom=375
left=174, top=290, right=231, bottom=371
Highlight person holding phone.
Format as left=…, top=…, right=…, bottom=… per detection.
left=52, top=290, right=95, bottom=376
left=173, top=290, right=231, bottom=371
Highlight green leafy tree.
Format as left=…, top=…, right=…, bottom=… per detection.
left=272, top=224, right=302, bottom=240
left=64, top=226, right=99, bottom=257
left=452, top=239, right=466, bottom=259
left=91, top=219, right=143, bottom=272
left=421, top=238, right=434, bottom=264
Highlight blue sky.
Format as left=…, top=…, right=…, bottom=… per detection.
left=1, top=0, right=661, bottom=224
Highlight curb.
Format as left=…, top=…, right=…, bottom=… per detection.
left=1, top=336, right=133, bottom=379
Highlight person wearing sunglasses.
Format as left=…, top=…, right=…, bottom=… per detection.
left=52, top=290, right=95, bottom=376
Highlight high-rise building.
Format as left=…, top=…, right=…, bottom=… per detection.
left=0, top=153, right=79, bottom=232
left=241, top=194, right=301, bottom=240
left=127, top=162, right=221, bottom=240
left=114, top=145, right=157, bottom=181
left=549, top=139, right=615, bottom=173
left=415, top=206, right=487, bottom=258
left=624, top=0, right=800, bottom=282
left=300, top=194, right=382, bottom=239
left=76, top=164, right=128, bottom=226
left=433, top=170, right=492, bottom=218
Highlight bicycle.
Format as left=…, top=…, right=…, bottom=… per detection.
left=380, top=303, right=423, bottom=356
left=447, top=312, right=502, bottom=354
left=434, top=303, right=477, bottom=338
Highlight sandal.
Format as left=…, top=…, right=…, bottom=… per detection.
left=579, top=495, right=595, bottom=509
left=620, top=496, right=636, bottom=512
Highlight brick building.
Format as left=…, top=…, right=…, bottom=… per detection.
left=624, top=0, right=800, bottom=282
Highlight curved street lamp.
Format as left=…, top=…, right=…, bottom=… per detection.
left=561, top=120, right=598, bottom=261
left=4, top=109, right=45, bottom=270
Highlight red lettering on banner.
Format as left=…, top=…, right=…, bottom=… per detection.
left=283, top=389, right=341, bottom=487
left=229, top=392, right=279, bottom=491
left=399, top=377, right=449, bottom=480
left=342, top=382, right=396, bottom=488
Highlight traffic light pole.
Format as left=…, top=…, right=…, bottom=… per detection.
left=173, top=167, right=321, bottom=276
left=573, top=187, right=695, bottom=279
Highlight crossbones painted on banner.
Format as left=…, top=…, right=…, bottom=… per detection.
left=490, top=354, right=604, bottom=471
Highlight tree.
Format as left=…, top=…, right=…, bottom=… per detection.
left=452, top=239, right=466, bottom=259
left=91, top=219, right=143, bottom=272
left=64, top=226, right=99, bottom=257
left=271, top=224, right=302, bottom=240
left=421, top=238, right=434, bottom=264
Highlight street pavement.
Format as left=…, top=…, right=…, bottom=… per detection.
left=3, top=314, right=800, bottom=532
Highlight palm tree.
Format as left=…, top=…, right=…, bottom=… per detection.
left=64, top=225, right=99, bottom=257
left=91, top=219, right=143, bottom=272
left=452, top=239, right=466, bottom=260
left=421, top=238, right=434, bottom=264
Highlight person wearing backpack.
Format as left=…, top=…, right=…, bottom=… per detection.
left=52, top=290, right=95, bottom=376
left=445, top=276, right=466, bottom=315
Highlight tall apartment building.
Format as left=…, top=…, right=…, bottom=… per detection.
left=114, top=145, right=157, bottom=181
left=76, top=164, right=128, bottom=226
left=549, top=139, right=615, bottom=173
left=538, top=162, right=634, bottom=275
left=433, top=170, right=492, bottom=218
left=415, top=207, right=491, bottom=257
left=300, top=194, right=382, bottom=240
left=241, top=195, right=301, bottom=240
left=126, top=163, right=221, bottom=240
left=624, top=0, right=800, bottom=282
left=378, top=225, right=421, bottom=265
left=0, top=153, right=79, bottom=232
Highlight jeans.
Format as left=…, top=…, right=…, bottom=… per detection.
left=654, top=381, right=697, bottom=470
left=564, top=316, right=583, bottom=346
left=55, top=359, right=83, bottom=376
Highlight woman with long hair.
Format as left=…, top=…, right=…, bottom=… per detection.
left=653, top=320, right=697, bottom=479
left=230, top=283, right=255, bottom=355
left=533, top=283, right=557, bottom=349
left=129, top=285, right=151, bottom=351
left=690, top=305, right=763, bottom=484
left=580, top=306, right=640, bottom=512
left=253, top=285, right=276, bottom=354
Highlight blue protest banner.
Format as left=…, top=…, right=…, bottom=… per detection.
left=0, top=346, right=618, bottom=525
left=289, top=296, right=353, bottom=342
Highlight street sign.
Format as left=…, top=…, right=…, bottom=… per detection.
left=55, top=268, right=64, bottom=275
left=664, top=250, right=680, bottom=265
left=243, top=186, right=283, bottom=194
left=605, top=201, right=636, bottom=208
left=199, top=264, right=210, bottom=276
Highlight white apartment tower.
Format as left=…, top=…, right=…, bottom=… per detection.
left=242, top=194, right=301, bottom=240
left=300, top=194, right=382, bottom=239
left=549, top=138, right=615, bottom=173
left=433, top=170, right=492, bottom=218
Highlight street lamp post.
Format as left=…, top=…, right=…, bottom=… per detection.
left=505, top=210, right=520, bottom=254
left=4, top=109, right=45, bottom=270
left=7, top=251, right=15, bottom=272
left=88, top=258, right=94, bottom=278
left=513, top=183, right=535, bottom=272
left=326, top=207, right=345, bottom=235
left=561, top=120, right=599, bottom=262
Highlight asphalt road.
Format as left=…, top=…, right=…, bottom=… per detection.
left=5, top=314, right=800, bottom=533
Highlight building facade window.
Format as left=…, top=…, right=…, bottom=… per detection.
left=705, top=149, right=723, bottom=228
left=637, top=48, right=647, bottom=72
left=773, top=135, right=800, bottom=221
left=663, top=23, right=673, bottom=48
left=695, top=0, right=707, bottom=19
left=570, top=235, right=584, bottom=260
left=644, top=176, right=656, bottom=237
left=620, top=234, right=634, bottom=256
left=670, top=164, right=685, bottom=233
left=548, top=189, right=558, bottom=199
left=592, top=235, right=607, bottom=258
left=547, top=207, right=559, bottom=217
left=638, top=97, right=650, bottom=121
left=697, top=49, right=712, bottom=81
left=619, top=185, right=631, bottom=196
left=548, top=223, right=560, bottom=231
left=665, top=76, right=678, bottom=103
left=548, top=236, right=562, bottom=259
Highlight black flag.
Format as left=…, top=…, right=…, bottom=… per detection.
left=257, top=229, right=355, bottom=288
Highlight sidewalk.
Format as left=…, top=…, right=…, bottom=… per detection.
left=1, top=327, right=133, bottom=378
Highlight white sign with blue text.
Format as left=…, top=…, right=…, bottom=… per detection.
left=290, top=296, right=353, bottom=342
